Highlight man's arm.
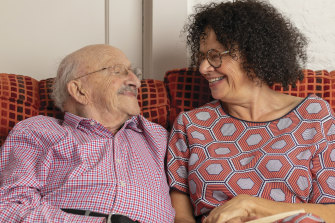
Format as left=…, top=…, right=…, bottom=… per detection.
left=0, top=127, right=104, bottom=223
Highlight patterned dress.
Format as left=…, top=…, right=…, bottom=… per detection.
left=167, top=94, right=335, bottom=219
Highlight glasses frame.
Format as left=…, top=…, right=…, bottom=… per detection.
left=72, top=64, right=140, bottom=81
left=206, top=49, right=230, bottom=68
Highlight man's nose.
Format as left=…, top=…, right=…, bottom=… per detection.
left=126, top=70, right=141, bottom=88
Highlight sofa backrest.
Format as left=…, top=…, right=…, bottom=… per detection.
left=37, top=78, right=171, bottom=127
left=0, top=74, right=40, bottom=145
left=164, top=68, right=212, bottom=128
left=0, top=73, right=170, bottom=146
left=271, top=69, right=335, bottom=109
left=164, top=68, right=335, bottom=128
left=1, top=69, right=335, bottom=146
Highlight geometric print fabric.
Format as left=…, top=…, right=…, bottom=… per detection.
left=167, top=95, right=335, bottom=218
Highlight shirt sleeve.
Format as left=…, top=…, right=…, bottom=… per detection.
left=309, top=106, right=335, bottom=203
left=0, top=127, right=105, bottom=223
left=167, top=112, right=191, bottom=193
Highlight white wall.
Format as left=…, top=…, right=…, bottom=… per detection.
left=0, top=0, right=142, bottom=80
left=186, top=0, right=335, bottom=72
left=150, top=0, right=189, bottom=80
left=109, top=0, right=142, bottom=71
left=0, top=0, right=105, bottom=80
left=268, top=0, right=335, bottom=71
left=1, top=0, right=334, bottom=81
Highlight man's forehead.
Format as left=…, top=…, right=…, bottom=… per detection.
left=85, top=50, right=131, bottom=68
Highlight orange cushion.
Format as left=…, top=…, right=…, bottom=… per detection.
left=39, top=78, right=64, bottom=119
left=138, top=79, right=170, bottom=129
left=38, top=78, right=170, bottom=129
left=165, top=69, right=335, bottom=130
left=0, top=73, right=40, bottom=145
left=164, top=68, right=212, bottom=129
left=271, top=70, right=335, bottom=111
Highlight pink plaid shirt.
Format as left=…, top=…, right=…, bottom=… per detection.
left=0, top=113, right=175, bottom=222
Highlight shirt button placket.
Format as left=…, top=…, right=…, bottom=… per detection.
left=114, top=137, right=125, bottom=188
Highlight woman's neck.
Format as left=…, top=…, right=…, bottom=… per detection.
left=222, top=87, right=303, bottom=122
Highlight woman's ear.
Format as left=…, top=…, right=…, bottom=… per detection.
left=67, top=80, right=89, bottom=105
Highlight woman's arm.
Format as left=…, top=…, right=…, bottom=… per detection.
left=170, top=190, right=196, bottom=223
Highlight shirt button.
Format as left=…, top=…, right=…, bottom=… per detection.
left=120, top=181, right=125, bottom=187
left=116, top=159, right=121, bottom=163
left=90, top=121, right=95, bottom=126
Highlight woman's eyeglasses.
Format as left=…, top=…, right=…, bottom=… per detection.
left=198, top=49, right=230, bottom=68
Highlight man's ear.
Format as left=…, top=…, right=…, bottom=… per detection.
left=67, top=80, right=89, bottom=105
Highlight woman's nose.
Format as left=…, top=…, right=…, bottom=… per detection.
left=198, top=59, right=215, bottom=76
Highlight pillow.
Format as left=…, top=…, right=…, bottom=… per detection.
left=138, top=79, right=170, bottom=129
left=271, top=70, right=335, bottom=112
left=0, top=73, right=40, bottom=145
left=38, top=78, right=170, bottom=128
left=164, top=68, right=212, bottom=129
left=39, top=78, right=64, bottom=119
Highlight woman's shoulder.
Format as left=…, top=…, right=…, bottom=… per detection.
left=294, top=94, right=334, bottom=118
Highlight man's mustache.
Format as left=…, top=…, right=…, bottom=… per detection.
left=118, top=86, right=138, bottom=97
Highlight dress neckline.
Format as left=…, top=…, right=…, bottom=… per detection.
left=219, top=94, right=314, bottom=124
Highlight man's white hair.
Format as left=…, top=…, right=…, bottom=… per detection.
left=51, top=55, right=79, bottom=111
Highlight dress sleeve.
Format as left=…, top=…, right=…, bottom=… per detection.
left=0, top=127, right=104, bottom=223
left=167, top=112, right=191, bottom=194
left=309, top=106, right=335, bottom=203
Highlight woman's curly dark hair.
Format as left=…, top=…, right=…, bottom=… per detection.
left=185, top=0, right=308, bottom=88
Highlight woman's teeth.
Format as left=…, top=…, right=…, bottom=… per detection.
left=208, top=76, right=225, bottom=83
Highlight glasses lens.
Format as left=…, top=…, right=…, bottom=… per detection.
left=207, top=49, right=221, bottom=68
left=111, top=64, right=126, bottom=76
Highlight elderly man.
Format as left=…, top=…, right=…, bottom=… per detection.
left=0, top=44, right=175, bottom=222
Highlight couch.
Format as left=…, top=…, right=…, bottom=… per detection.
left=1, top=68, right=335, bottom=146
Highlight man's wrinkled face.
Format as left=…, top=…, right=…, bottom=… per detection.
left=79, top=48, right=141, bottom=118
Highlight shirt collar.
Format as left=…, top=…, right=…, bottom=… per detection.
left=63, top=112, right=143, bottom=133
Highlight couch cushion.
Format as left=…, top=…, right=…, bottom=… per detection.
left=0, top=73, right=40, bottom=145
left=271, top=70, right=335, bottom=111
left=39, top=78, right=64, bottom=119
left=165, top=69, right=335, bottom=130
left=38, top=78, right=170, bottom=128
left=164, top=68, right=212, bottom=129
left=138, top=79, right=170, bottom=129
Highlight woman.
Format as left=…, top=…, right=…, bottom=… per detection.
left=167, top=1, right=335, bottom=222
